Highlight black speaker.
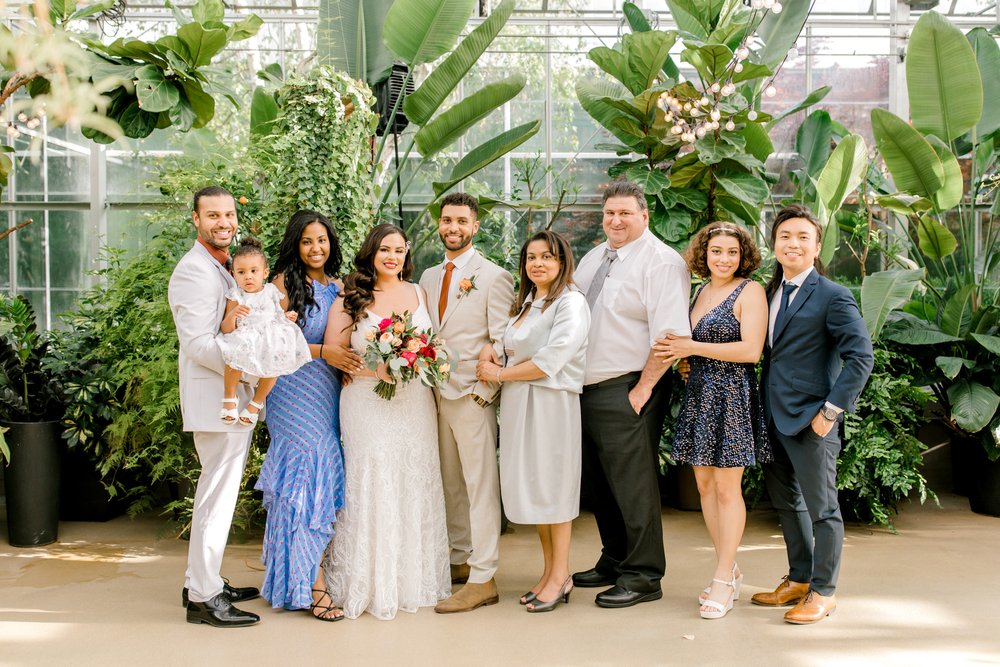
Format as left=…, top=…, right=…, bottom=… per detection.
left=374, top=63, right=415, bottom=136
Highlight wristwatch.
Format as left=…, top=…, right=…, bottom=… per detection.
left=819, top=406, right=838, bottom=421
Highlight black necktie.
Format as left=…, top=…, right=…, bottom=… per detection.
left=773, top=281, right=798, bottom=342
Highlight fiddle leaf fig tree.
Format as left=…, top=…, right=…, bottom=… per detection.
left=576, top=0, right=825, bottom=246
left=859, top=11, right=1000, bottom=459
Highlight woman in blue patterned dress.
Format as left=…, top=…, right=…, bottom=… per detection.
left=257, top=210, right=365, bottom=621
left=654, top=222, right=770, bottom=620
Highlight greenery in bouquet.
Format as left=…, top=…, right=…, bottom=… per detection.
left=362, top=311, right=451, bottom=400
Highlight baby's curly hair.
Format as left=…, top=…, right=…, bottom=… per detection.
left=684, top=222, right=761, bottom=279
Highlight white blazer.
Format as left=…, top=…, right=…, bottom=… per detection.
left=168, top=242, right=253, bottom=432
left=419, top=250, right=515, bottom=403
left=503, top=288, right=589, bottom=393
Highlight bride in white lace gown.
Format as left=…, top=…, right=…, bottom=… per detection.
left=323, top=224, right=450, bottom=620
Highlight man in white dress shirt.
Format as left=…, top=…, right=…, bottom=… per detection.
left=168, top=186, right=261, bottom=627
left=419, top=192, right=516, bottom=613
left=571, top=181, right=692, bottom=608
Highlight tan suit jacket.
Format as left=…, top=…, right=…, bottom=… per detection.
left=168, top=242, right=253, bottom=432
left=419, top=250, right=515, bottom=403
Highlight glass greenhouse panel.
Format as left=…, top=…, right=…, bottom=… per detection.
left=48, top=211, right=99, bottom=290
left=10, top=212, right=45, bottom=290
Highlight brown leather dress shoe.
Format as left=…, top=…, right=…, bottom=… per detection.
left=434, top=579, right=499, bottom=613
left=750, top=577, right=810, bottom=607
left=450, top=563, right=471, bottom=585
left=784, top=590, right=837, bottom=624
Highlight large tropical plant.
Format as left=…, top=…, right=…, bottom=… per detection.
left=859, top=12, right=1000, bottom=459
left=0, top=0, right=262, bottom=199
left=575, top=0, right=824, bottom=246
left=315, top=0, right=539, bottom=239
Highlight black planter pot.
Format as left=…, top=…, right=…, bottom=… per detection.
left=2, top=420, right=61, bottom=546
left=666, top=464, right=702, bottom=511
left=968, top=446, right=1000, bottom=518
left=59, top=445, right=125, bottom=522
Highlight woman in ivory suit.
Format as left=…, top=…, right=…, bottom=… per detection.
left=476, top=230, right=589, bottom=614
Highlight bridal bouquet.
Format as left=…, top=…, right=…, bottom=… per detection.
left=362, top=311, right=451, bottom=400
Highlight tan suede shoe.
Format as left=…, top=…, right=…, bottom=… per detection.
left=434, top=579, right=499, bottom=614
left=750, top=577, right=810, bottom=607
left=450, top=563, right=471, bottom=585
left=784, top=590, right=837, bottom=624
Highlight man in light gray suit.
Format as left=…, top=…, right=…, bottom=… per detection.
left=419, top=192, right=515, bottom=613
left=168, top=186, right=261, bottom=627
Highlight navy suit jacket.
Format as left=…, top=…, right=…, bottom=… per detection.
left=762, top=270, right=874, bottom=437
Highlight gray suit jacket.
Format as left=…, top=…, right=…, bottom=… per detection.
left=168, top=242, right=253, bottom=432
left=419, top=250, right=515, bottom=403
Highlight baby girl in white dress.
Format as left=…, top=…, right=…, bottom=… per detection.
left=218, top=237, right=311, bottom=426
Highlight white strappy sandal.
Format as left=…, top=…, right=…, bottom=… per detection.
left=239, top=400, right=264, bottom=427
left=699, top=563, right=742, bottom=604
left=700, top=576, right=737, bottom=619
left=220, top=397, right=239, bottom=424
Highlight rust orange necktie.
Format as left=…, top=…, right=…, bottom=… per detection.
left=439, top=261, right=456, bottom=321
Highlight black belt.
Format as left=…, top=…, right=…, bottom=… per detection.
left=583, top=371, right=641, bottom=391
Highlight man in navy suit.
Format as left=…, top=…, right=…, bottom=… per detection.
left=750, top=204, right=873, bottom=624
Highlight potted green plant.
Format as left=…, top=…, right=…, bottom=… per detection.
left=0, top=295, right=65, bottom=546
left=859, top=12, right=1000, bottom=515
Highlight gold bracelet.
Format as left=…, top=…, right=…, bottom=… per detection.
left=496, top=368, right=503, bottom=384
left=320, top=344, right=324, bottom=361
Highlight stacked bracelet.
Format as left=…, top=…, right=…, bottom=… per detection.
left=496, top=368, right=503, bottom=384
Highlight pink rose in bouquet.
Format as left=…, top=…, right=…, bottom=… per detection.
left=362, top=310, right=451, bottom=400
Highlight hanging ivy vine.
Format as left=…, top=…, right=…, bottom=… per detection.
left=249, top=65, right=377, bottom=261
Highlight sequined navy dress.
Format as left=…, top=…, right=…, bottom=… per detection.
left=672, top=279, right=770, bottom=468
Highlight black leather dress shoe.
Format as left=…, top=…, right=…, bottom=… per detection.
left=594, top=585, right=663, bottom=608
left=182, top=579, right=261, bottom=607
left=186, top=593, right=260, bottom=628
left=572, top=568, right=617, bottom=588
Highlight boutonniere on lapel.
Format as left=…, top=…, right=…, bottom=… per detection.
left=458, top=274, right=478, bottom=300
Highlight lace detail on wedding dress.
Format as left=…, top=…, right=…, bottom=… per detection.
left=324, top=284, right=450, bottom=619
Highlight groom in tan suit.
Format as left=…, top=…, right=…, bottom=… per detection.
left=420, top=192, right=515, bottom=613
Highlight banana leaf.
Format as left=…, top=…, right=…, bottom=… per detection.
left=432, top=120, right=540, bottom=197
left=383, top=0, right=475, bottom=66
left=318, top=0, right=394, bottom=84
left=860, top=268, right=924, bottom=341
left=907, top=11, right=983, bottom=141
left=871, top=108, right=944, bottom=199
left=402, top=0, right=515, bottom=125
left=414, top=75, right=525, bottom=155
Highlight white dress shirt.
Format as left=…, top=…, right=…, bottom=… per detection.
left=575, top=228, right=692, bottom=385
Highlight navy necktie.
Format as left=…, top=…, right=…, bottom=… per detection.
left=773, top=281, right=798, bottom=342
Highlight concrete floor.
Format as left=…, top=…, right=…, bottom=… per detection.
left=1, top=493, right=998, bottom=667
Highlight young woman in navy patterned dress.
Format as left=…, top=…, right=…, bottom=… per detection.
left=256, top=210, right=365, bottom=621
left=655, top=222, right=771, bottom=620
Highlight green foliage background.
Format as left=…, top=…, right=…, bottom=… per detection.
left=55, top=67, right=375, bottom=534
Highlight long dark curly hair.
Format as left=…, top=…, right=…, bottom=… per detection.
left=272, top=210, right=343, bottom=324
left=343, top=223, right=413, bottom=324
